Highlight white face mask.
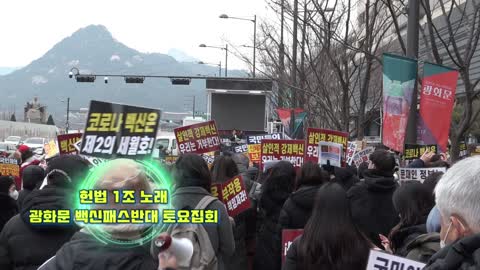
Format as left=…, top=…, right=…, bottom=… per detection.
left=440, top=222, right=452, bottom=249
left=9, top=190, right=19, bottom=200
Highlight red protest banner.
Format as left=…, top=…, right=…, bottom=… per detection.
left=210, top=176, right=251, bottom=217
left=418, top=63, right=459, bottom=152
left=305, top=128, right=348, bottom=164
left=174, top=120, right=221, bottom=154
left=57, top=133, right=82, bottom=155
left=261, top=139, right=305, bottom=169
left=0, top=157, right=20, bottom=178
left=282, top=229, right=304, bottom=263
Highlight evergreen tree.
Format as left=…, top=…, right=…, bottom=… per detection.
left=47, top=115, right=55, bottom=125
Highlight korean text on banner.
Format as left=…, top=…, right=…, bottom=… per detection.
left=318, top=142, right=343, bottom=167
left=247, top=133, right=282, bottom=145
left=403, top=144, right=437, bottom=161
left=399, top=167, right=447, bottom=183
left=282, top=229, right=303, bottom=263
left=346, top=141, right=357, bottom=165
left=248, top=144, right=261, bottom=163
left=57, top=133, right=82, bottom=155
left=210, top=176, right=251, bottom=217
left=366, top=249, right=425, bottom=270
left=0, top=157, right=19, bottom=177
left=305, top=128, right=348, bottom=165
left=81, top=100, right=160, bottom=159
left=174, top=120, right=220, bottom=154
left=261, top=139, right=305, bottom=169
left=418, top=63, right=459, bottom=152
left=201, top=152, right=215, bottom=170
left=382, top=53, right=417, bottom=152
left=234, top=144, right=248, bottom=154
left=352, top=147, right=375, bottom=167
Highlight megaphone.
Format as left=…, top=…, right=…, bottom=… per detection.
left=155, top=233, right=194, bottom=267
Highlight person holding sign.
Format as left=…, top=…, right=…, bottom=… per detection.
left=283, top=183, right=372, bottom=270
left=347, top=149, right=399, bottom=248
left=423, top=156, right=480, bottom=269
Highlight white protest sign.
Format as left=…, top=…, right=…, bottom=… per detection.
left=366, top=249, right=425, bottom=270
left=399, top=167, right=447, bottom=183
left=353, top=147, right=375, bottom=167
left=346, top=141, right=357, bottom=165
left=318, top=142, right=343, bottom=167
left=74, top=139, right=108, bottom=167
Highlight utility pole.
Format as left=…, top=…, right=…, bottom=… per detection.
left=66, top=97, right=70, bottom=133
left=192, top=95, right=196, bottom=119
left=225, top=44, right=228, bottom=77
left=405, top=0, right=420, bottom=144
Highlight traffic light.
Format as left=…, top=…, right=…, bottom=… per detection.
left=124, top=76, right=145, bottom=84
left=170, top=78, right=191, bottom=85
left=75, top=76, right=96, bottom=83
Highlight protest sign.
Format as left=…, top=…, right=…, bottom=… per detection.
left=0, top=157, right=19, bottom=177
left=418, top=62, right=459, bottom=152
left=248, top=144, right=261, bottom=163
left=382, top=53, right=417, bottom=152
left=58, top=133, right=82, bottom=155
left=346, top=141, right=357, bottom=165
left=404, top=144, right=437, bottom=161
left=210, top=176, right=251, bottom=217
left=233, top=144, right=248, bottom=154
left=366, top=249, right=425, bottom=270
left=399, top=167, right=447, bottom=183
left=305, top=128, right=348, bottom=165
left=44, top=140, right=59, bottom=159
left=81, top=100, right=160, bottom=159
left=318, top=142, right=343, bottom=167
left=352, top=147, right=375, bottom=167
left=201, top=152, right=216, bottom=170
left=282, top=229, right=303, bottom=263
left=247, top=133, right=282, bottom=145
left=261, top=139, right=304, bottom=169
left=164, top=156, right=179, bottom=166
left=174, top=120, right=220, bottom=154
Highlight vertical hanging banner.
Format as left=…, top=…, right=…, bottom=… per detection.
left=81, top=100, right=160, bottom=159
left=305, top=128, right=348, bottom=165
left=418, top=62, right=459, bottom=152
left=261, top=139, right=305, bottom=169
left=382, top=53, right=417, bottom=152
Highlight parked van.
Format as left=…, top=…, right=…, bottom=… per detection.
left=152, top=132, right=178, bottom=159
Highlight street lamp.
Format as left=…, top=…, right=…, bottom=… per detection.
left=199, top=44, right=228, bottom=77
left=220, top=14, right=256, bottom=77
left=61, top=98, right=70, bottom=133
left=198, top=61, right=222, bottom=77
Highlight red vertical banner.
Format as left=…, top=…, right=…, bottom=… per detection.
left=382, top=54, right=417, bottom=152
left=418, top=63, right=459, bottom=152
left=210, top=176, right=251, bottom=217
left=304, top=128, right=348, bottom=165
left=57, top=133, right=82, bottom=155
left=281, top=229, right=304, bottom=263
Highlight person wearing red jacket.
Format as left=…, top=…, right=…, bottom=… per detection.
left=16, top=145, right=41, bottom=190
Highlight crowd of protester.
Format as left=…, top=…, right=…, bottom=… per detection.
left=0, top=143, right=479, bottom=269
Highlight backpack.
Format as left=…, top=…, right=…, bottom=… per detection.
left=154, top=196, right=219, bottom=270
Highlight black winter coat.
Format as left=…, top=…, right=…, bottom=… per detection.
left=333, top=167, right=360, bottom=191
left=0, top=193, right=18, bottom=232
left=0, top=186, right=78, bottom=270
left=425, top=233, right=480, bottom=269
left=254, top=186, right=291, bottom=270
left=278, top=185, right=320, bottom=230
left=391, top=224, right=428, bottom=257
left=347, top=170, right=399, bottom=248
left=38, top=231, right=157, bottom=270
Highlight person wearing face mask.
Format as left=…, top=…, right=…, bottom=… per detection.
left=0, top=176, right=18, bottom=232
left=423, top=156, right=480, bottom=269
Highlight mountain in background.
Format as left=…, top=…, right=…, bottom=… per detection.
left=0, top=67, right=21, bottom=75
left=0, top=24, right=247, bottom=127
left=167, top=48, right=199, bottom=63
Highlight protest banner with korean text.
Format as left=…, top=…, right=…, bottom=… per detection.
left=366, top=249, right=425, bottom=270
left=282, top=229, right=304, bottom=263
left=404, top=144, right=437, bottom=161
left=399, top=167, right=447, bottom=183
left=164, top=156, right=179, bottom=166
left=261, top=139, right=305, bottom=169
left=233, top=144, right=248, bottom=154
left=247, top=133, right=282, bottom=145
left=352, top=147, right=375, bottom=167
left=248, top=144, right=261, bottom=163
left=58, top=133, right=82, bottom=155
left=174, top=120, right=220, bottom=154
left=210, top=176, right=251, bottom=217
left=81, top=100, right=160, bottom=159
left=305, top=128, right=348, bottom=165
left=201, top=152, right=216, bottom=170
left=0, top=157, right=19, bottom=177
left=346, top=141, right=357, bottom=165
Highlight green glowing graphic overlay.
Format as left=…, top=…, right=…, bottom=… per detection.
left=74, top=159, right=172, bottom=247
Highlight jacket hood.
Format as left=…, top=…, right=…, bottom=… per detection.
left=363, top=169, right=397, bottom=192
left=391, top=224, right=427, bottom=253
left=0, top=193, right=17, bottom=213
left=20, top=185, right=77, bottom=232
left=45, top=231, right=156, bottom=270
left=406, top=233, right=440, bottom=251
left=289, top=185, right=319, bottom=210
left=426, top=233, right=480, bottom=269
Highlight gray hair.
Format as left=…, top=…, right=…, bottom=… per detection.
left=435, top=156, right=480, bottom=231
